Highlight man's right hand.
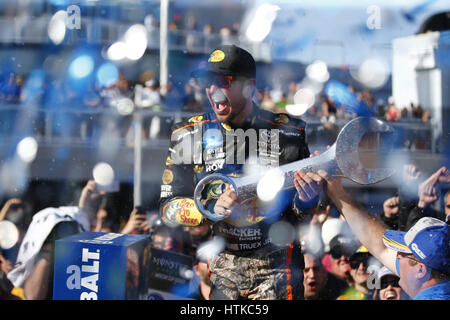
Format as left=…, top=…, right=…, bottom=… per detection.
left=213, top=189, right=241, bottom=218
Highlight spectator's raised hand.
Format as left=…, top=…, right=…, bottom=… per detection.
left=121, top=208, right=150, bottom=234
left=0, top=198, right=22, bottom=221
left=383, top=196, right=399, bottom=218
left=78, top=180, right=105, bottom=217
left=309, top=204, right=331, bottom=226
left=417, top=166, right=449, bottom=208
left=402, top=164, right=421, bottom=182
left=436, top=166, right=450, bottom=184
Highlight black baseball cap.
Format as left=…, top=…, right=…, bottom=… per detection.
left=191, top=44, right=256, bottom=79
left=329, top=235, right=360, bottom=258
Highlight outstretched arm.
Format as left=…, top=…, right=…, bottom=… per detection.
left=318, top=170, right=398, bottom=273
left=296, top=170, right=398, bottom=274
left=0, top=198, right=22, bottom=221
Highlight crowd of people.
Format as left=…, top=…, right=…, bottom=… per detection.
left=298, top=163, right=450, bottom=301
left=142, top=11, right=241, bottom=48
left=0, top=41, right=447, bottom=302
left=0, top=157, right=448, bottom=300
left=258, top=83, right=431, bottom=124
left=0, top=6, right=434, bottom=150
left=0, top=178, right=212, bottom=300
left=0, top=66, right=433, bottom=151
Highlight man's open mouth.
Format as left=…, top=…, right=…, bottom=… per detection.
left=215, top=102, right=230, bottom=115
left=306, top=281, right=316, bottom=291
left=211, top=90, right=230, bottom=115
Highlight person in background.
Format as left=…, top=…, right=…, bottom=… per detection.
left=0, top=253, right=22, bottom=299
left=0, top=198, right=29, bottom=264
left=378, top=196, right=401, bottom=230
left=120, top=207, right=151, bottom=235
left=134, top=79, right=161, bottom=110
left=373, top=266, right=410, bottom=300
left=444, top=190, right=450, bottom=219
left=299, top=169, right=450, bottom=300
left=0, top=198, right=23, bottom=222
left=299, top=195, right=331, bottom=256
left=148, top=215, right=185, bottom=253
left=189, top=256, right=211, bottom=300
left=260, top=90, right=276, bottom=112
left=327, top=234, right=359, bottom=285
left=7, top=180, right=104, bottom=300
left=182, top=223, right=213, bottom=257
left=404, top=166, right=450, bottom=229
left=303, top=252, right=348, bottom=300
left=275, top=93, right=288, bottom=113
left=151, top=225, right=184, bottom=253
left=396, top=164, right=422, bottom=231
left=93, top=202, right=117, bottom=233
left=385, top=100, right=401, bottom=123
left=338, top=246, right=374, bottom=300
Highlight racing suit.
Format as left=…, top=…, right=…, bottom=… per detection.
left=159, top=105, right=313, bottom=299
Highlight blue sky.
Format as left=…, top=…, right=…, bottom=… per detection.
left=254, top=0, right=449, bottom=67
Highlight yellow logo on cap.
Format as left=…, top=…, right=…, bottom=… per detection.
left=209, top=50, right=226, bottom=62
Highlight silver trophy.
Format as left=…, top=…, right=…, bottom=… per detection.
left=194, top=117, right=395, bottom=222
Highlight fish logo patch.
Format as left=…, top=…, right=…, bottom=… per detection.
left=209, top=50, right=225, bottom=62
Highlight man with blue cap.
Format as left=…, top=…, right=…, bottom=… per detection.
left=295, top=169, right=450, bottom=300
left=381, top=216, right=449, bottom=299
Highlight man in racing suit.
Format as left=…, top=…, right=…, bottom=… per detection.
left=159, top=45, right=322, bottom=300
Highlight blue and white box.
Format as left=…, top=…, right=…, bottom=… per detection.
left=53, top=232, right=151, bottom=300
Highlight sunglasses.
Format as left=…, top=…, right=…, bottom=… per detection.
left=396, top=251, right=421, bottom=264
left=349, top=254, right=370, bottom=269
left=380, top=278, right=400, bottom=289
left=195, top=74, right=234, bottom=89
